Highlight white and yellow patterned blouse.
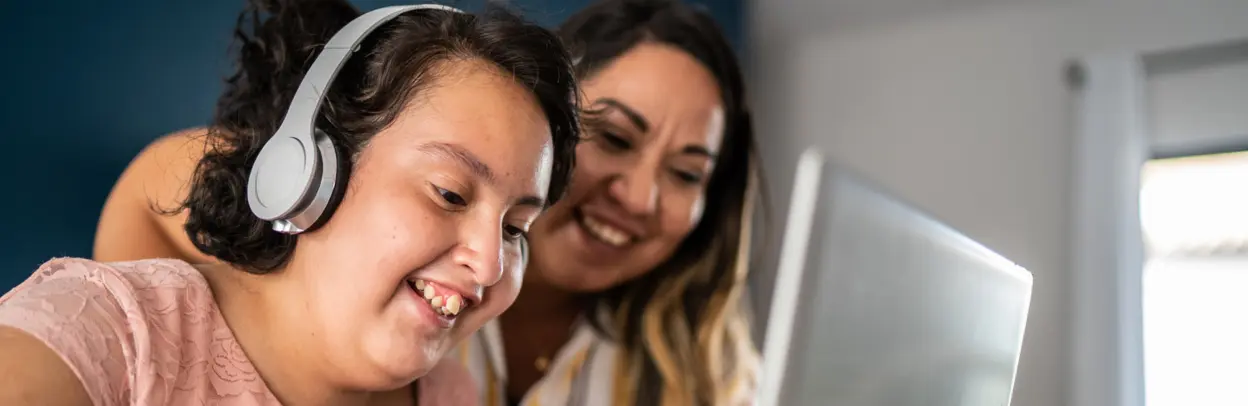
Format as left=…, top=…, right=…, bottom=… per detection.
left=453, top=316, right=756, bottom=406
left=454, top=318, right=622, bottom=406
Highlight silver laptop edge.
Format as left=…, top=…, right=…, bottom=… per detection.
left=756, top=148, right=826, bottom=406
left=754, top=146, right=1033, bottom=406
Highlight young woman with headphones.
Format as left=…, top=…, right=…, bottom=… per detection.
left=0, top=1, right=579, bottom=405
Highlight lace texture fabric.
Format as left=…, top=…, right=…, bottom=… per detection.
left=0, top=257, right=478, bottom=406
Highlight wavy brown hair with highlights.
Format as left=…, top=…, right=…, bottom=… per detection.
left=560, top=0, right=763, bottom=404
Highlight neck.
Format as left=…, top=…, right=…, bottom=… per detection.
left=496, top=270, right=588, bottom=398
left=505, top=275, right=585, bottom=323
left=204, top=263, right=401, bottom=406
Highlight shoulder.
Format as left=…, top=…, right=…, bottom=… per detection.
left=16, top=257, right=219, bottom=331
left=136, top=128, right=212, bottom=176
left=94, top=128, right=217, bottom=263
left=109, top=128, right=211, bottom=211
left=0, top=258, right=218, bottom=344
left=3, top=257, right=212, bottom=301
left=0, top=258, right=219, bottom=405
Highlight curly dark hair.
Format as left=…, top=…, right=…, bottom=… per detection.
left=180, top=0, right=580, bottom=272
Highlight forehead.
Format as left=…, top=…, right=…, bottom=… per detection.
left=582, top=43, right=725, bottom=150
left=367, top=59, right=553, bottom=194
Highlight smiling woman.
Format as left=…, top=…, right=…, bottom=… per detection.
left=461, top=1, right=764, bottom=405
left=0, top=0, right=578, bottom=405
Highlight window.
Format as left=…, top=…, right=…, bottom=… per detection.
left=1141, top=151, right=1248, bottom=406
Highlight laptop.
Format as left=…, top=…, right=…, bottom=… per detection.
left=754, top=148, right=1034, bottom=406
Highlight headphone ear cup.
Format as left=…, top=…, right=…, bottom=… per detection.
left=248, top=132, right=320, bottom=221
left=302, top=131, right=352, bottom=232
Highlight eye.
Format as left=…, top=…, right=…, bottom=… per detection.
left=672, top=169, right=704, bottom=185
left=503, top=225, right=527, bottom=241
left=597, top=131, right=632, bottom=150
left=435, top=186, right=467, bottom=206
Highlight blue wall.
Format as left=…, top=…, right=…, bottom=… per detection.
left=0, top=0, right=742, bottom=291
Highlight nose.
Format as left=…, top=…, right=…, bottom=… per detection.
left=607, top=164, right=660, bottom=216
left=453, top=215, right=505, bottom=287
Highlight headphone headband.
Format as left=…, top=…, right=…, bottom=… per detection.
left=246, top=4, right=464, bottom=233
left=280, top=4, right=464, bottom=141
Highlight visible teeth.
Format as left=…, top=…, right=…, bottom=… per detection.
left=581, top=216, right=631, bottom=246
left=446, top=295, right=462, bottom=315
left=411, top=279, right=468, bottom=317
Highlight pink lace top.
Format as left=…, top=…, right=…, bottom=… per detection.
left=0, top=257, right=477, bottom=406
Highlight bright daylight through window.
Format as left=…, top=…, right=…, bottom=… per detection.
left=1141, top=150, right=1248, bottom=406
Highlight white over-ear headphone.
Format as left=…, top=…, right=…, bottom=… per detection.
left=246, top=4, right=464, bottom=234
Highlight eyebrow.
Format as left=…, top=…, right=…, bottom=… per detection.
left=592, top=99, right=718, bottom=160
left=515, top=195, right=545, bottom=208
left=418, top=142, right=495, bottom=183
left=416, top=141, right=546, bottom=208
left=593, top=98, right=650, bottom=133
left=682, top=144, right=717, bottom=159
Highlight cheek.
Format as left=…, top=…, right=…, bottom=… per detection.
left=480, top=252, right=524, bottom=318
left=660, top=192, right=706, bottom=237
left=536, top=151, right=612, bottom=228
left=322, top=191, right=443, bottom=286
left=343, top=197, right=425, bottom=256
left=571, top=149, right=614, bottom=194
left=689, top=195, right=706, bottom=226
left=502, top=247, right=526, bottom=301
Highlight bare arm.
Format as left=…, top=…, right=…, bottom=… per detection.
left=0, top=327, right=94, bottom=406
left=93, top=128, right=217, bottom=264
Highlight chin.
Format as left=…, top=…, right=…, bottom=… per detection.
left=361, top=344, right=440, bottom=389
left=375, top=358, right=436, bottom=389
left=537, top=266, right=629, bottom=294
left=556, top=280, right=617, bottom=293
left=538, top=252, right=658, bottom=294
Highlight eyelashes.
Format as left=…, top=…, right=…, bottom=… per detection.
left=594, top=131, right=706, bottom=185
left=503, top=225, right=526, bottom=240
left=436, top=186, right=467, bottom=206
left=433, top=184, right=528, bottom=242
left=673, top=171, right=703, bottom=184
left=599, top=130, right=631, bottom=150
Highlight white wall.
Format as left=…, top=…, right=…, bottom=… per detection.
left=746, top=0, right=1248, bottom=405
